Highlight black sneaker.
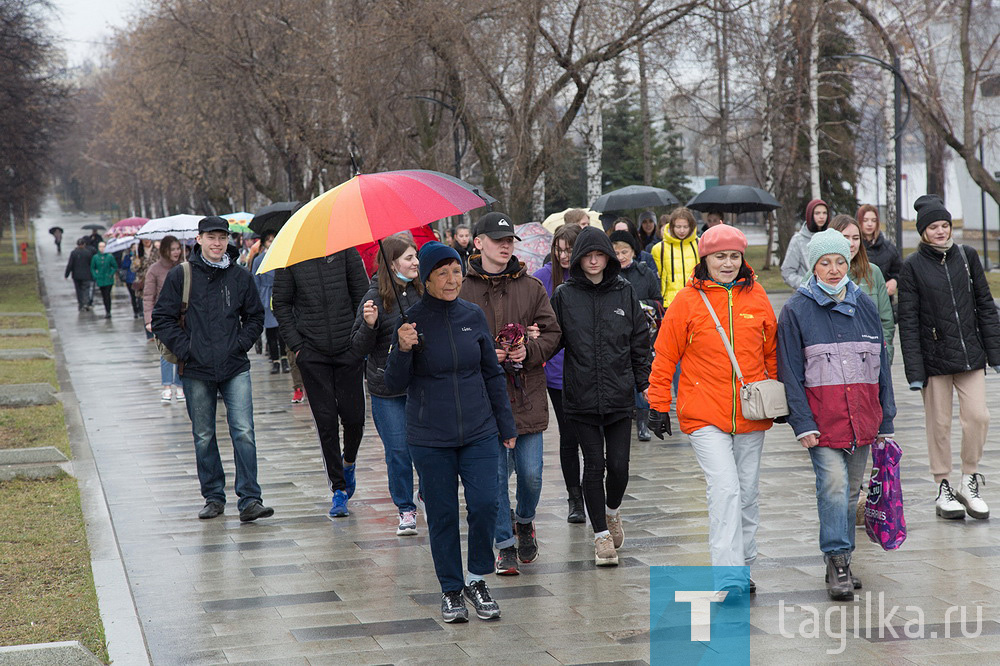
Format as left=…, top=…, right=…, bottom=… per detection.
left=463, top=579, right=501, bottom=620
left=495, top=546, right=519, bottom=575
left=441, top=590, right=468, bottom=623
left=239, top=500, right=274, bottom=522
left=515, top=521, right=538, bottom=563
left=198, top=501, right=225, bottom=519
left=825, top=554, right=854, bottom=601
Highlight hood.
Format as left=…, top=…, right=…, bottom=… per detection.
left=466, top=254, right=525, bottom=280
left=805, top=198, right=829, bottom=233
left=796, top=221, right=816, bottom=239
left=568, top=226, right=621, bottom=286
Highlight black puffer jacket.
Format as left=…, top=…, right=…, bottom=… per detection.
left=898, top=243, right=1000, bottom=385
left=151, top=245, right=264, bottom=382
left=64, top=246, right=95, bottom=280
left=272, top=249, right=369, bottom=357
left=551, top=227, right=651, bottom=417
left=351, top=277, right=422, bottom=397
left=864, top=233, right=903, bottom=284
left=620, top=260, right=663, bottom=310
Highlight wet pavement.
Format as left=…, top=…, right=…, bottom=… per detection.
left=33, top=202, right=1000, bottom=664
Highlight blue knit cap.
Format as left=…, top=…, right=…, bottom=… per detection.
left=418, top=241, right=464, bottom=282
left=807, top=228, right=851, bottom=271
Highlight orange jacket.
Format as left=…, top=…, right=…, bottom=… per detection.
left=648, top=270, right=778, bottom=435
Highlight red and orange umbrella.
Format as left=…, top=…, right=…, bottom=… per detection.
left=256, top=170, right=492, bottom=274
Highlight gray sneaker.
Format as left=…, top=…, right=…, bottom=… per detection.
left=463, top=579, right=501, bottom=620
left=441, top=590, right=468, bottom=623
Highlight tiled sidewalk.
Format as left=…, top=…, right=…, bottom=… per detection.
left=35, top=207, right=1000, bottom=665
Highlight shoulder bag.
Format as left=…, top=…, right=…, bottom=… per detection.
left=698, top=289, right=789, bottom=420
left=155, top=262, right=192, bottom=365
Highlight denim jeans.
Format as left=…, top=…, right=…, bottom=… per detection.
left=371, top=395, right=416, bottom=512
left=73, top=279, right=93, bottom=309
left=494, top=431, right=544, bottom=549
left=808, top=445, right=869, bottom=558
left=160, top=356, right=181, bottom=387
left=182, top=370, right=262, bottom=511
left=687, top=426, right=765, bottom=568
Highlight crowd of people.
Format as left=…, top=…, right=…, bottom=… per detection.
left=98, top=191, right=997, bottom=623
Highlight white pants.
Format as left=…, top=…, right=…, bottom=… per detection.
left=687, top=426, right=766, bottom=568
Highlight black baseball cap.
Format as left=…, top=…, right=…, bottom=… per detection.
left=474, top=212, right=521, bottom=240
left=198, top=216, right=230, bottom=234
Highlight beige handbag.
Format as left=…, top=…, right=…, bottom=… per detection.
left=154, top=262, right=191, bottom=365
left=698, top=290, right=789, bottom=421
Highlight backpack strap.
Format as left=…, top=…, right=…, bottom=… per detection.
left=179, top=262, right=192, bottom=318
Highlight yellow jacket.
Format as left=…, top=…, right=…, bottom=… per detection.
left=651, top=232, right=700, bottom=307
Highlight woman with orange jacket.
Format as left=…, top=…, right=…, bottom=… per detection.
left=647, top=225, right=778, bottom=596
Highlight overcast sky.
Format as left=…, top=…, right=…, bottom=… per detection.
left=48, top=0, right=138, bottom=65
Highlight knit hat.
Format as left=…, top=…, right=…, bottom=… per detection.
left=807, top=228, right=851, bottom=271
left=608, top=230, right=639, bottom=255
left=698, top=224, right=747, bottom=257
left=914, top=194, right=951, bottom=235
left=417, top=241, right=464, bottom=282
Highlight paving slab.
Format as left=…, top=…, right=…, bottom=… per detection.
left=0, top=328, right=49, bottom=336
left=0, top=348, right=52, bottom=360
left=0, top=641, right=101, bottom=666
left=0, top=382, right=57, bottom=407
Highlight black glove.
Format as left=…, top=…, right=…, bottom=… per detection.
left=648, top=409, right=672, bottom=439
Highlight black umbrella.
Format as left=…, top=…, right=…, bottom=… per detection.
left=590, top=185, right=680, bottom=213
left=48, top=226, right=63, bottom=235
left=82, top=223, right=106, bottom=231
left=686, top=185, right=781, bottom=214
left=249, top=201, right=301, bottom=236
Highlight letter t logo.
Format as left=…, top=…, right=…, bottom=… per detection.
left=674, top=591, right=723, bottom=641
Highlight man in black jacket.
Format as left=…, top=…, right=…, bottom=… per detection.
left=272, top=247, right=369, bottom=518
left=64, top=237, right=96, bottom=310
left=152, top=216, right=273, bottom=522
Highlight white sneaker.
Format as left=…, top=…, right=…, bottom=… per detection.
left=396, top=510, right=418, bottom=536
left=174, top=387, right=185, bottom=402
left=160, top=388, right=172, bottom=402
left=955, top=473, right=989, bottom=519
left=936, top=479, right=966, bottom=519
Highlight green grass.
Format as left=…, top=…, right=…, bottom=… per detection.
left=744, top=244, right=790, bottom=293
left=0, top=315, right=48, bottom=329
left=0, top=405, right=71, bottom=458
left=0, top=243, right=44, bottom=314
left=0, top=358, right=58, bottom=389
left=0, top=335, right=52, bottom=350
left=0, top=475, right=108, bottom=662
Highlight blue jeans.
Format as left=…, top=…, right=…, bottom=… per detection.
left=182, top=370, right=262, bottom=512
left=160, top=356, right=181, bottom=386
left=808, top=445, right=869, bottom=558
left=371, top=395, right=416, bottom=512
left=409, top=436, right=499, bottom=593
left=494, top=431, right=543, bottom=549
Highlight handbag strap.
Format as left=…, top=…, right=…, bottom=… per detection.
left=698, top=289, right=745, bottom=386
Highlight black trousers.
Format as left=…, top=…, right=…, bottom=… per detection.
left=295, top=348, right=365, bottom=493
left=127, top=283, right=142, bottom=316
left=265, top=327, right=286, bottom=362
left=73, top=279, right=93, bottom=309
left=568, top=416, right=632, bottom=534
left=547, top=387, right=582, bottom=491
left=98, top=285, right=113, bottom=315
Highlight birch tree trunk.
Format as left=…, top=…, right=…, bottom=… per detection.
left=808, top=4, right=821, bottom=201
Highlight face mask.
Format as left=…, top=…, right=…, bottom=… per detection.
left=817, top=273, right=850, bottom=295
left=395, top=271, right=413, bottom=284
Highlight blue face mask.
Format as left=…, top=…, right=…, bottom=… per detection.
left=817, top=273, right=850, bottom=295
left=395, top=271, right=414, bottom=284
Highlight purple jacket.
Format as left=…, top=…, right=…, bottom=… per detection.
left=534, top=262, right=567, bottom=389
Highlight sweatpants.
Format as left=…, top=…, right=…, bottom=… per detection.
left=570, top=416, right=631, bottom=533
left=923, top=370, right=990, bottom=483
left=295, top=348, right=365, bottom=493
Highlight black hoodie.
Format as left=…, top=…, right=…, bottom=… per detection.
left=551, top=227, right=651, bottom=419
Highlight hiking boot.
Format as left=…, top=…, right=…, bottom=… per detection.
left=291, top=388, right=305, bottom=403
left=567, top=487, right=585, bottom=524
left=636, top=408, right=651, bottom=441
left=955, top=473, right=989, bottom=519
left=607, top=511, right=625, bottom=549
left=270, top=361, right=281, bottom=374
left=515, top=521, right=538, bottom=563
left=825, top=554, right=854, bottom=601
left=342, top=457, right=356, bottom=499
left=441, top=590, right=468, bottom=623
left=595, top=534, right=619, bottom=566
left=936, top=479, right=966, bottom=519
left=826, top=571, right=863, bottom=589
left=198, top=501, right=224, bottom=519
left=495, top=546, right=519, bottom=575
left=238, top=500, right=274, bottom=522
left=396, top=510, right=417, bottom=536
left=281, top=358, right=290, bottom=373
left=463, top=579, right=501, bottom=620
left=329, top=490, right=349, bottom=518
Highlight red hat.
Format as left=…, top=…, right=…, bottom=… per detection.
left=698, top=224, right=748, bottom=257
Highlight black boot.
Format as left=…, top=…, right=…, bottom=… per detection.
left=270, top=361, right=281, bottom=374
left=567, top=487, right=585, bottom=524
left=825, top=554, right=854, bottom=601
left=281, top=357, right=291, bottom=373
left=636, top=408, right=651, bottom=441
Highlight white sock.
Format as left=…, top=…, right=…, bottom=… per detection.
left=594, top=530, right=611, bottom=540
left=465, top=573, right=484, bottom=586
left=606, top=506, right=620, bottom=517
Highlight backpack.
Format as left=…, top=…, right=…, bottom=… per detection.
left=154, top=262, right=192, bottom=365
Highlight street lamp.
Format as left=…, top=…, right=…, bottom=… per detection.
left=828, top=53, right=911, bottom=251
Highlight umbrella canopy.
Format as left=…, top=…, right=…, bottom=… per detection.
left=249, top=202, right=301, bottom=236
left=541, top=208, right=601, bottom=233
left=106, top=217, right=148, bottom=238
left=104, top=235, right=137, bottom=254
left=686, top=185, right=781, bottom=214
left=228, top=222, right=253, bottom=234
left=222, top=212, right=253, bottom=224
left=257, top=170, right=492, bottom=274
left=590, top=185, right=679, bottom=213
left=82, top=223, right=106, bottom=231
left=48, top=226, right=63, bottom=235
left=136, top=214, right=204, bottom=240
left=513, top=222, right=552, bottom=275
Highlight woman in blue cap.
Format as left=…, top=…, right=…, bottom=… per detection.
left=384, top=241, right=517, bottom=624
